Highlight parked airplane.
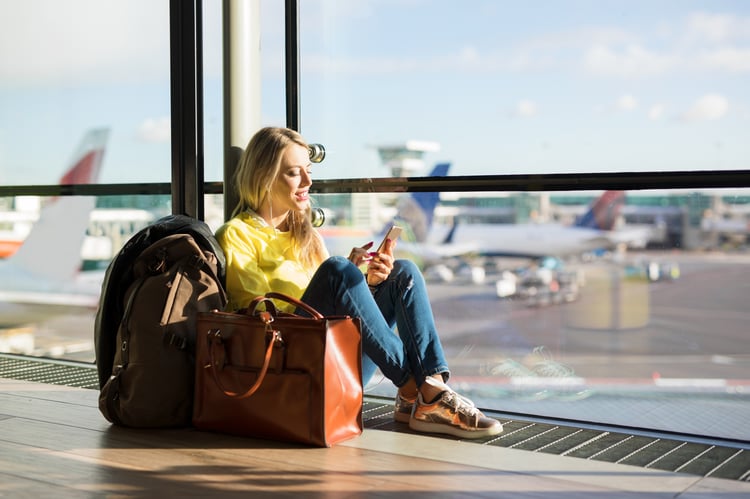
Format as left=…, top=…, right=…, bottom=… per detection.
left=319, top=164, right=650, bottom=272
left=0, top=128, right=108, bottom=327
left=403, top=190, right=652, bottom=263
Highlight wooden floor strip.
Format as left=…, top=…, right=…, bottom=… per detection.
left=2, top=378, right=748, bottom=497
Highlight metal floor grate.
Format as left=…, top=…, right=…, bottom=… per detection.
left=362, top=398, right=750, bottom=482
left=2, top=353, right=748, bottom=482
left=0, top=354, right=99, bottom=389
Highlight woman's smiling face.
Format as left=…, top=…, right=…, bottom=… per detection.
left=268, top=143, right=312, bottom=219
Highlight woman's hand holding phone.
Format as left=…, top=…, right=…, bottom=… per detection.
left=347, top=225, right=401, bottom=285
left=348, top=241, right=374, bottom=266
left=365, top=226, right=401, bottom=287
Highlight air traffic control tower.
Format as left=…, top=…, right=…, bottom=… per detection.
left=375, top=140, right=441, bottom=177
left=350, top=140, right=441, bottom=229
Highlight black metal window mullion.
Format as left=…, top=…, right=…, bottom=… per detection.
left=285, top=0, right=301, bottom=132
left=169, top=0, right=205, bottom=220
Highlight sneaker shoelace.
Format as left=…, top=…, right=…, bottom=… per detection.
left=440, top=389, right=481, bottom=420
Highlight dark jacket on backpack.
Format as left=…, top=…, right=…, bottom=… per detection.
left=94, top=214, right=227, bottom=427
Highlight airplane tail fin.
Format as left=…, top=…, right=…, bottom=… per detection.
left=393, top=162, right=450, bottom=242
left=9, top=128, right=109, bottom=281
left=575, top=191, right=625, bottom=231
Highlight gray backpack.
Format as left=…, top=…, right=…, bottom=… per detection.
left=98, top=232, right=227, bottom=427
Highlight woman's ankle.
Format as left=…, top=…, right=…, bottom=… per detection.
left=418, top=375, right=447, bottom=403
left=397, top=378, right=418, bottom=400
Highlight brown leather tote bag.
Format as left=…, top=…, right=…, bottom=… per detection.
left=192, top=292, right=363, bottom=447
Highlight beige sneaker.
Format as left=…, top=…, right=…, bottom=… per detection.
left=409, top=378, right=503, bottom=439
left=394, top=392, right=416, bottom=423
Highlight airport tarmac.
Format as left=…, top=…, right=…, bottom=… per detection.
left=3, top=250, right=749, bottom=441
left=430, top=251, right=750, bottom=379
left=378, top=250, right=750, bottom=442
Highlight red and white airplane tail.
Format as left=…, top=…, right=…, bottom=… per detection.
left=7, top=128, right=109, bottom=282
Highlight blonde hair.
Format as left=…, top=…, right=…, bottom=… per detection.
left=231, top=126, right=326, bottom=268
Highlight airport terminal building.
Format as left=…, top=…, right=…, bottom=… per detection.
left=1, top=1, right=749, bottom=496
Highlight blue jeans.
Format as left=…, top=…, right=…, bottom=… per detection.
left=299, top=256, right=449, bottom=389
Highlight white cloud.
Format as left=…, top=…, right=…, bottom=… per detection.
left=0, top=0, right=169, bottom=86
left=648, top=104, right=665, bottom=121
left=685, top=12, right=750, bottom=44
left=584, top=44, right=675, bottom=77
left=303, top=45, right=501, bottom=75
left=617, top=94, right=638, bottom=112
left=695, top=47, right=750, bottom=73
left=681, top=94, right=729, bottom=122
left=514, top=99, right=538, bottom=118
left=580, top=12, right=750, bottom=78
left=137, top=117, right=171, bottom=143
left=459, top=46, right=482, bottom=65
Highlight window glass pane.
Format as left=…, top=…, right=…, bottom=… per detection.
left=0, top=193, right=163, bottom=361
left=259, top=0, right=289, bottom=130
left=318, top=187, right=750, bottom=441
left=0, top=0, right=172, bottom=185
left=285, top=0, right=750, bottom=179
left=203, top=0, right=225, bottom=182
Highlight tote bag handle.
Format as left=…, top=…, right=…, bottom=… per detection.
left=206, top=318, right=280, bottom=400
left=248, top=292, right=324, bottom=320
left=208, top=292, right=324, bottom=399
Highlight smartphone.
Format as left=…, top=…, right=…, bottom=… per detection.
left=376, top=225, right=402, bottom=253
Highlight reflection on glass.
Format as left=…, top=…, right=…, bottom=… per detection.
left=2, top=0, right=749, bottom=445
left=0, top=192, right=172, bottom=361
left=317, top=187, right=750, bottom=441
left=1, top=187, right=749, bottom=440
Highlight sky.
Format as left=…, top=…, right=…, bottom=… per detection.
left=0, top=0, right=748, bottom=185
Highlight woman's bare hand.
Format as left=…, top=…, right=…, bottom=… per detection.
left=348, top=241, right=374, bottom=266
left=366, top=238, right=396, bottom=287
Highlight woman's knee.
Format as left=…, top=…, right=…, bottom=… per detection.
left=320, top=256, right=365, bottom=286
left=387, top=259, right=424, bottom=291
left=392, top=259, right=422, bottom=280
